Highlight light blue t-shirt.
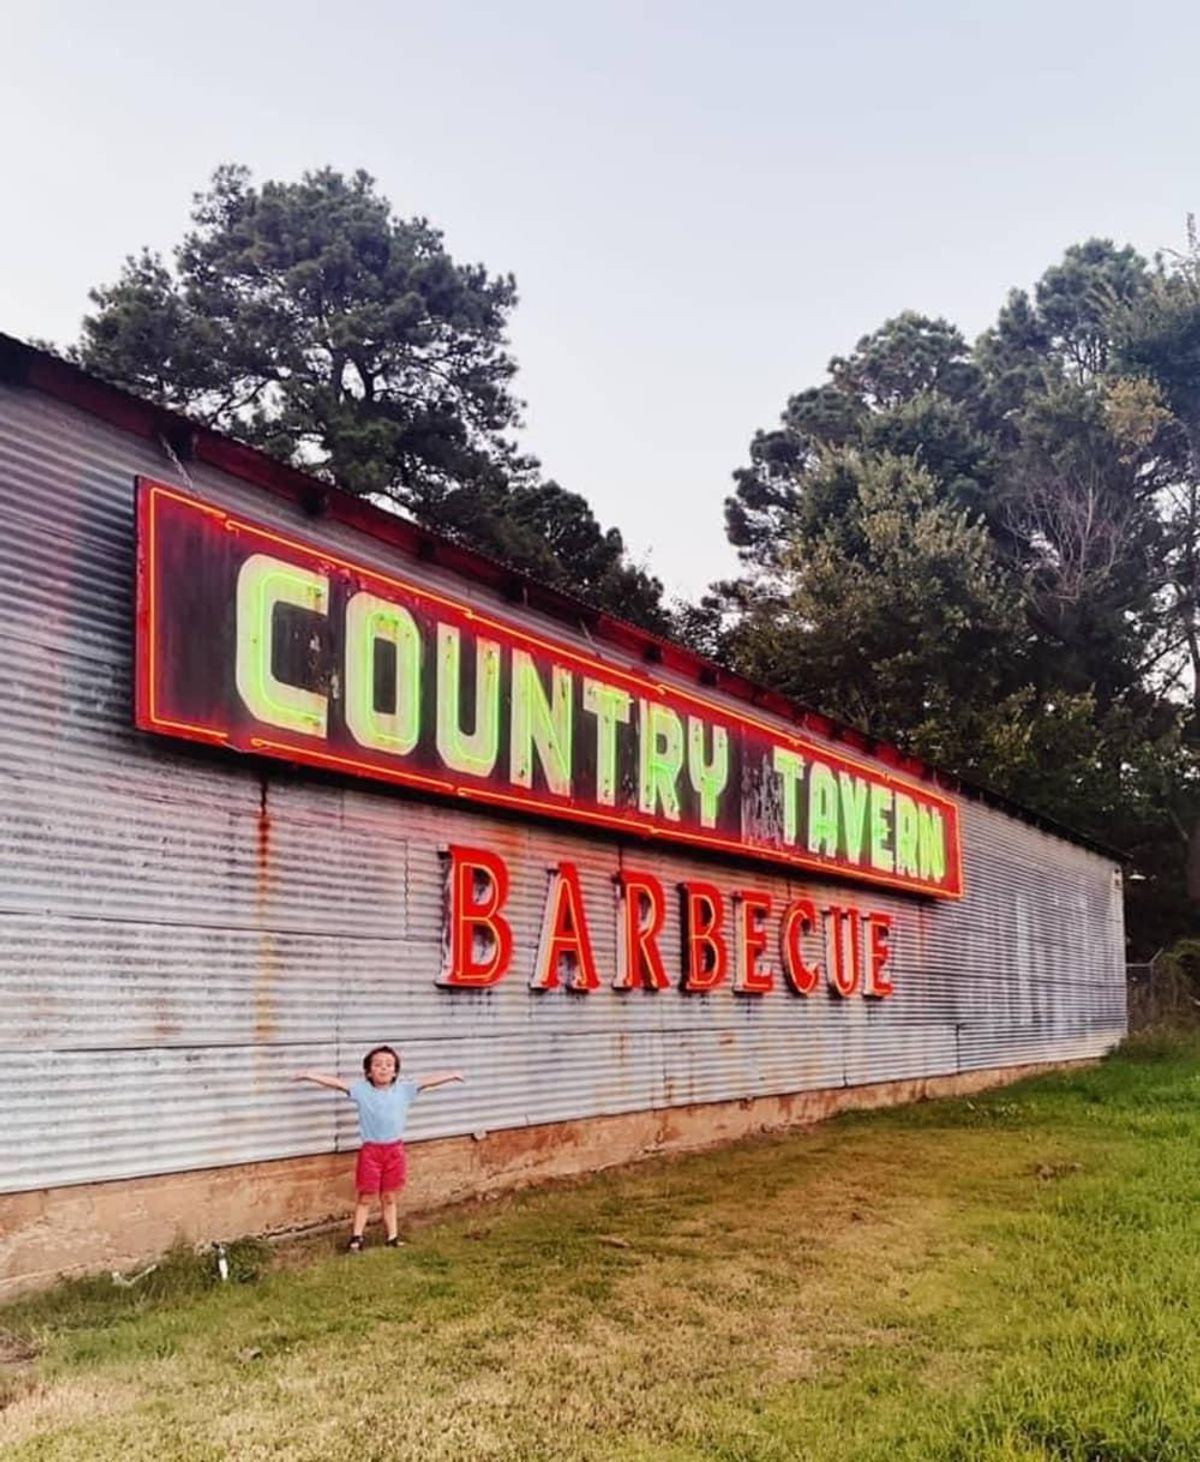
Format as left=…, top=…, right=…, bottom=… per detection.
left=347, top=1077, right=419, bottom=1143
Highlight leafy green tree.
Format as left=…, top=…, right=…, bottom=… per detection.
left=79, top=165, right=528, bottom=502
left=991, top=378, right=1176, bottom=709
left=1031, top=238, right=1150, bottom=381
left=969, top=245, right=1186, bottom=852
left=75, top=164, right=666, bottom=629
left=454, top=480, right=671, bottom=634
left=992, top=236, right=1199, bottom=918
left=721, top=241, right=1200, bottom=949
left=1119, top=224, right=1200, bottom=707
left=726, top=313, right=992, bottom=568
left=1116, top=221, right=1200, bottom=900
left=724, top=449, right=1035, bottom=775
left=976, top=240, right=1150, bottom=425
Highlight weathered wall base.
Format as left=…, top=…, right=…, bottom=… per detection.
left=1, top=1059, right=1093, bottom=1298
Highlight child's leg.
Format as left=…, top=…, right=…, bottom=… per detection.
left=353, top=1196, right=372, bottom=1239
left=380, top=1144, right=407, bottom=1243
left=353, top=1144, right=384, bottom=1243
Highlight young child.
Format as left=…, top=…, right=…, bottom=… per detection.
left=294, top=1046, right=464, bottom=1251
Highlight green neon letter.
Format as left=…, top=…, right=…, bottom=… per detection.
left=894, top=793, right=920, bottom=876
left=344, top=593, right=422, bottom=755
left=919, top=806, right=946, bottom=881
left=838, top=773, right=869, bottom=864
left=583, top=678, right=631, bottom=806
left=435, top=624, right=500, bottom=777
left=687, top=719, right=728, bottom=828
left=869, top=784, right=895, bottom=872
left=510, top=650, right=573, bottom=796
left=234, top=553, right=329, bottom=738
left=807, top=762, right=839, bottom=857
left=638, top=701, right=683, bottom=820
left=773, top=747, right=806, bottom=845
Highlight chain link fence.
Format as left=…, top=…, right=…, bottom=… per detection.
left=1126, top=949, right=1200, bottom=1030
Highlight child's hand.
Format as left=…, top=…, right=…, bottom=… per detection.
left=292, top=1072, right=312, bottom=1082
left=451, top=1071, right=465, bottom=1083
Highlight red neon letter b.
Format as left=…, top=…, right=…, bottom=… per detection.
left=440, top=845, right=514, bottom=986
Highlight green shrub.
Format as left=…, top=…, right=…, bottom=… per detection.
left=1161, top=937, right=1200, bottom=993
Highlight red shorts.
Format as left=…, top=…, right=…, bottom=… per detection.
left=355, top=1140, right=407, bottom=1196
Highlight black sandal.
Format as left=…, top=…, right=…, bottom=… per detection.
left=385, top=1236, right=405, bottom=1248
left=347, top=1235, right=364, bottom=1253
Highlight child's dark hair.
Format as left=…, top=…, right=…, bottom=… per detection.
left=362, top=1044, right=401, bottom=1081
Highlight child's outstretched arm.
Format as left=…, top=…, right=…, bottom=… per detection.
left=293, top=1071, right=352, bottom=1093
left=416, top=1071, right=465, bottom=1091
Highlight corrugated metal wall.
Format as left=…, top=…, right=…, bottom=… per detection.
left=0, top=383, right=1127, bottom=1196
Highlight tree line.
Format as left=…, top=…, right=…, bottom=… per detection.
left=73, top=166, right=1200, bottom=956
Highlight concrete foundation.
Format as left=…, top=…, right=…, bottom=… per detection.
left=1, top=1059, right=1090, bottom=1298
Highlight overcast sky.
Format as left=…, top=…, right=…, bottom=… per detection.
left=3, top=1, right=1197, bottom=600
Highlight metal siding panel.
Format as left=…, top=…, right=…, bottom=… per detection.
left=0, top=774, right=409, bottom=936
left=0, top=383, right=1128, bottom=1195
left=0, top=1045, right=339, bottom=1190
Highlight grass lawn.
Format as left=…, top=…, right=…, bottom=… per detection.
left=4, top=1033, right=1200, bottom=1461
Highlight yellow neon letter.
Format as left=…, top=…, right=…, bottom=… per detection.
left=344, top=592, right=422, bottom=756
left=510, top=651, right=573, bottom=796
left=235, top=553, right=329, bottom=738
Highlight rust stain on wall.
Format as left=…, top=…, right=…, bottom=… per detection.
left=255, top=932, right=280, bottom=1045
left=254, top=778, right=278, bottom=1044
left=255, top=778, right=272, bottom=902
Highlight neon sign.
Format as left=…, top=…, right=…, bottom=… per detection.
left=135, top=480, right=963, bottom=898
left=440, top=845, right=896, bottom=998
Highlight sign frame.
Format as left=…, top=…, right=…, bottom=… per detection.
left=134, top=478, right=964, bottom=899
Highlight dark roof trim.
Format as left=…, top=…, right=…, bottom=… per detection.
left=0, top=330, right=1123, bottom=863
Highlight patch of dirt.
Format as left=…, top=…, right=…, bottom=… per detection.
left=0, top=1331, right=39, bottom=1368
left=0, top=1333, right=42, bottom=1418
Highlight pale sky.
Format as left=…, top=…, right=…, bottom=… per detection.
left=3, top=1, right=1197, bottom=601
